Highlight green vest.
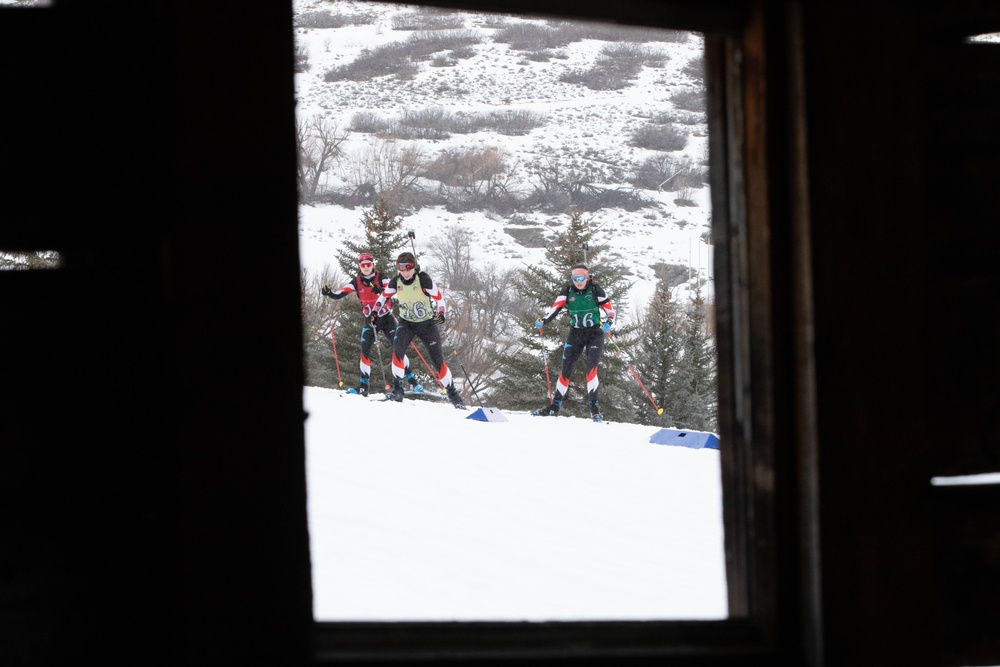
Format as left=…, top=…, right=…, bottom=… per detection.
left=567, top=285, right=600, bottom=328
left=395, top=277, right=434, bottom=323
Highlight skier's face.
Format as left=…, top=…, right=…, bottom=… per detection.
left=571, top=270, right=589, bottom=288
left=397, top=261, right=416, bottom=280
left=359, top=260, right=374, bottom=276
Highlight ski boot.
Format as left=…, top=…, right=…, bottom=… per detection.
left=589, top=399, right=603, bottom=423
left=384, top=379, right=404, bottom=402
left=356, top=378, right=369, bottom=397
left=446, top=385, right=466, bottom=409
left=531, top=400, right=561, bottom=417
left=407, top=372, right=423, bottom=394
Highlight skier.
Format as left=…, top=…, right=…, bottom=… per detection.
left=370, top=251, right=466, bottom=409
left=532, top=264, right=616, bottom=422
left=321, top=253, right=421, bottom=397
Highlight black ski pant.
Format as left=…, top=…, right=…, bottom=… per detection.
left=391, top=318, right=454, bottom=390
left=553, top=325, right=604, bottom=403
left=360, top=313, right=408, bottom=388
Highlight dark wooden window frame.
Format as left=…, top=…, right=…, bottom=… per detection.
left=312, top=1, right=819, bottom=663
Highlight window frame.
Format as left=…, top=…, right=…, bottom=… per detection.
left=310, top=1, right=815, bottom=662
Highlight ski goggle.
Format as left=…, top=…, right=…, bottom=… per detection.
left=397, top=261, right=415, bottom=271
left=359, top=261, right=373, bottom=268
left=572, top=275, right=588, bottom=283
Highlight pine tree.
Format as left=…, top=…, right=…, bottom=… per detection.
left=335, top=197, right=409, bottom=276
left=488, top=210, right=643, bottom=422
left=635, top=277, right=686, bottom=425
left=669, top=285, right=717, bottom=431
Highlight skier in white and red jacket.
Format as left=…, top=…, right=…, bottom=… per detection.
left=321, top=253, right=419, bottom=397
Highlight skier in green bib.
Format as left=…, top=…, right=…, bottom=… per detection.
left=532, top=264, right=616, bottom=422
left=370, top=252, right=466, bottom=409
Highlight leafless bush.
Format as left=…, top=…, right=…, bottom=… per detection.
left=558, top=43, right=664, bottom=91
left=599, top=43, right=667, bottom=69
left=630, top=123, right=688, bottom=151
left=430, top=225, right=531, bottom=340
left=403, top=30, right=483, bottom=59
left=341, top=139, right=428, bottom=209
left=295, top=9, right=377, bottom=30
left=324, top=42, right=411, bottom=81
left=349, top=111, right=388, bottom=134
left=326, top=30, right=482, bottom=81
left=425, top=147, right=522, bottom=213
left=547, top=19, right=688, bottom=44
left=391, top=9, right=466, bottom=31
left=293, top=42, right=311, bottom=73
left=295, top=10, right=348, bottom=29
left=651, top=110, right=704, bottom=126
left=488, top=109, right=547, bottom=136
left=493, top=23, right=573, bottom=51
left=671, top=89, right=707, bottom=113
left=630, top=154, right=706, bottom=191
left=296, top=115, right=349, bottom=199
left=682, top=55, right=705, bottom=82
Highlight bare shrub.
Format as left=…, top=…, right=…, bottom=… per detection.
left=295, top=9, right=377, bottom=30
left=342, top=139, right=428, bottom=209
left=493, top=23, right=573, bottom=51
left=296, top=115, right=349, bottom=199
left=426, top=147, right=521, bottom=213
left=487, top=109, right=547, bottom=136
left=630, top=123, right=688, bottom=151
left=671, top=89, right=707, bottom=113
left=559, top=43, right=664, bottom=91
left=651, top=110, right=704, bottom=126
left=293, top=42, right=310, bottom=74
left=349, top=111, right=388, bottom=134
left=324, top=42, right=411, bottom=81
left=682, top=55, right=705, bottom=82
left=630, top=154, right=706, bottom=191
left=295, top=10, right=348, bottom=30
left=391, top=9, right=466, bottom=31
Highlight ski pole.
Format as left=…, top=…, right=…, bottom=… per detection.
left=605, top=330, right=663, bottom=415
left=409, top=341, right=447, bottom=392
left=451, top=349, right=483, bottom=408
left=539, top=326, right=553, bottom=402
left=374, top=330, right=390, bottom=391
left=327, top=299, right=343, bottom=387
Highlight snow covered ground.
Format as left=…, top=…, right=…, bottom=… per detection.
left=305, top=385, right=728, bottom=621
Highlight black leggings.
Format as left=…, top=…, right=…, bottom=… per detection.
left=390, top=319, right=454, bottom=389
left=554, top=326, right=604, bottom=402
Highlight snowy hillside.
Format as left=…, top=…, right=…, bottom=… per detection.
left=293, top=0, right=713, bottom=316
left=305, top=385, right=728, bottom=621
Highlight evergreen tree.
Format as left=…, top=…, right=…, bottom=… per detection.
left=634, top=277, right=686, bottom=425
left=335, top=197, right=409, bottom=276
left=488, top=210, right=643, bottom=422
left=668, top=285, right=717, bottom=431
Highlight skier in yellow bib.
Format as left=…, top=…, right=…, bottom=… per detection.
left=371, top=252, right=466, bottom=409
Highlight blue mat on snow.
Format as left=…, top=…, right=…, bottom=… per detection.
left=466, top=407, right=508, bottom=422
left=649, top=428, right=720, bottom=450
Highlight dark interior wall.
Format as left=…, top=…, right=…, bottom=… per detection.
left=800, top=2, right=1000, bottom=664
left=0, top=2, right=312, bottom=665
left=798, top=3, right=939, bottom=663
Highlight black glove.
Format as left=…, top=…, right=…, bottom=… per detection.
left=432, top=312, right=446, bottom=326
left=371, top=284, right=382, bottom=294
left=321, top=285, right=334, bottom=298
